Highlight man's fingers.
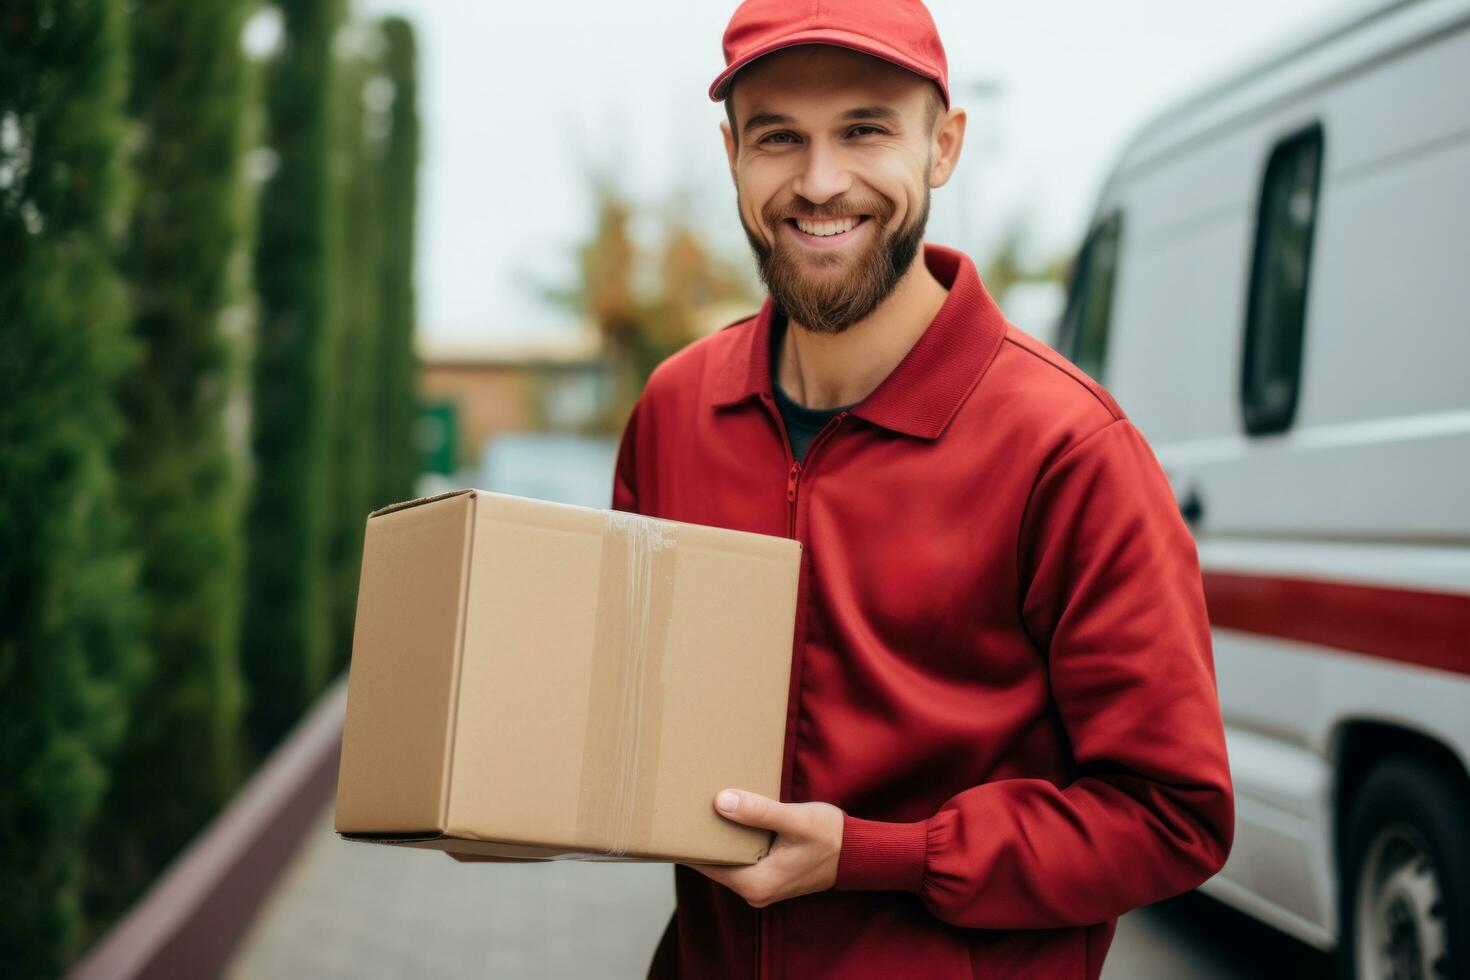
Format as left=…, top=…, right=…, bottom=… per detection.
left=714, top=788, right=794, bottom=833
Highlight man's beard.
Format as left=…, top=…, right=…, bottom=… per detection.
left=740, top=185, right=930, bottom=335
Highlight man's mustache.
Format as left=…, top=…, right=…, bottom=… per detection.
left=763, top=198, right=895, bottom=224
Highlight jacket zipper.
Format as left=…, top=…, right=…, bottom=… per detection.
left=785, top=462, right=799, bottom=537
left=760, top=400, right=849, bottom=980
left=785, top=410, right=849, bottom=538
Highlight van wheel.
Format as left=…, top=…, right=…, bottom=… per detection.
left=1338, top=758, right=1468, bottom=980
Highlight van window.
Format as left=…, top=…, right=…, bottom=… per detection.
left=1058, top=212, right=1122, bottom=384
left=1242, top=125, right=1322, bottom=434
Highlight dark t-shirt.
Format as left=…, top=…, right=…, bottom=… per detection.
left=769, top=312, right=860, bottom=463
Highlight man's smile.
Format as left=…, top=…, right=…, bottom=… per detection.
left=782, top=214, right=874, bottom=250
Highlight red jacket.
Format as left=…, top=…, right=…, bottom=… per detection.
left=613, top=243, right=1234, bottom=980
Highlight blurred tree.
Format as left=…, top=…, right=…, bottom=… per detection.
left=82, top=0, right=255, bottom=931
left=242, top=0, right=346, bottom=757
left=323, top=26, right=383, bottom=676
left=543, top=182, right=754, bottom=431
left=322, top=15, right=421, bottom=675
left=578, top=185, right=642, bottom=426
left=0, top=1, right=146, bottom=975
left=978, top=213, right=1073, bottom=296
left=980, top=219, right=1029, bottom=305
left=373, top=16, right=421, bottom=509
left=645, top=219, right=747, bottom=371
left=976, top=214, right=1071, bottom=346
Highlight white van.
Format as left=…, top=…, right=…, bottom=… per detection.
left=1053, top=1, right=1470, bottom=976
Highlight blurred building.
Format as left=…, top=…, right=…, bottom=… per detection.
left=417, top=328, right=611, bottom=468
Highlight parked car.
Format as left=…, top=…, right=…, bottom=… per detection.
left=1055, top=1, right=1470, bottom=977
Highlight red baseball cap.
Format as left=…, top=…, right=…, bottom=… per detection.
left=709, top=0, right=950, bottom=108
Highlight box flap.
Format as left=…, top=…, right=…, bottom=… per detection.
left=368, top=488, right=474, bottom=519
left=334, top=492, right=477, bottom=835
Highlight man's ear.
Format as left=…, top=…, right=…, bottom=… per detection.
left=721, top=118, right=738, bottom=181
left=928, top=107, right=967, bottom=189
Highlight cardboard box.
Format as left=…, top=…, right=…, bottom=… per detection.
left=334, top=489, right=802, bottom=865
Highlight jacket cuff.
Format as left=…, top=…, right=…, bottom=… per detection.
left=833, top=813, right=929, bottom=892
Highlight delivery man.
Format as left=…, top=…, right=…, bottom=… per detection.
left=610, top=1, right=1235, bottom=977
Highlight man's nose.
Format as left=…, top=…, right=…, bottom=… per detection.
left=791, top=142, right=853, bottom=206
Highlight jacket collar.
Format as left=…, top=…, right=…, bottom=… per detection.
left=711, top=242, right=1008, bottom=440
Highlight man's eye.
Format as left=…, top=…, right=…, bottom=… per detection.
left=849, top=125, right=885, bottom=137
left=760, top=132, right=797, bottom=144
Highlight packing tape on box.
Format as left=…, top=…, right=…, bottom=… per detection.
left=574, top=511, right=680, bottom=857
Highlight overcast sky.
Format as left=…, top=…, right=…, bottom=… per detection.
left=358, top=0, right=1352, bottom=345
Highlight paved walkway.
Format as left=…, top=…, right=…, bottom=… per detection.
left=225, top=804, right=674, bottom=979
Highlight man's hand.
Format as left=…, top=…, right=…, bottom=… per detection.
left=680, top=789, right=844, bottom=908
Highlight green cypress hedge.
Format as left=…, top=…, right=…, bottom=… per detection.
left=242, top=0, right=346, bottom=757
left=323, top=17, right=423, bottom=675
left=324, top=29, right=384, bottom=676
left=84, top=0, right=254, bottom=927
left=374, top=16, right=422, bottom=509
left=0, top=2, right=145, bottom=974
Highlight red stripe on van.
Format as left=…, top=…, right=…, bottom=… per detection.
left=1202, top=571, right=1470, bottom=677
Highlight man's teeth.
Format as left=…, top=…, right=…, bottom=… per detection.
left=794, top=216, right=861, bottom=237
